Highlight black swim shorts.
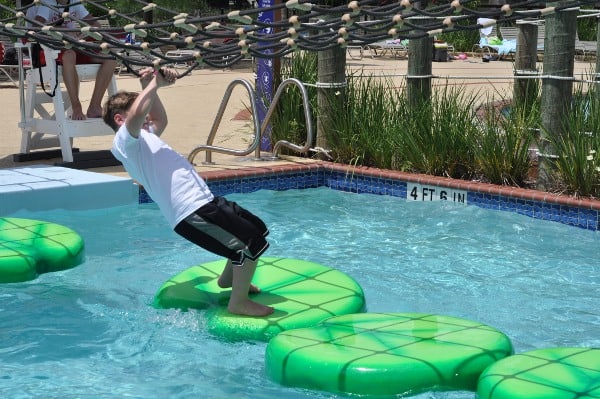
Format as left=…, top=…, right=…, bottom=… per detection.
left=174, top=196, right=269, bottom=265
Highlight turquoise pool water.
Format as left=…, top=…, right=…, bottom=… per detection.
left=2, top=187, right=599, bottom=399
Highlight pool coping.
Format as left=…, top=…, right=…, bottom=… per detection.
left=141, top=161, right=600, bottom=231
left=0, top=165, right=139, bottom=214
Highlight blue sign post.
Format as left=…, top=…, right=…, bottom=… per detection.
left=255, top=0, right=275, bottom=151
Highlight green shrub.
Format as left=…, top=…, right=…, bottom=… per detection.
left=324, top=74, right=407, bottom=169
left=543, top=88, right=600, bottom=197
left=268, top=50, right=600, bottom=198
left=475, top=98, right=537, bottom=186
left=398, top=84, right=479, bottom=179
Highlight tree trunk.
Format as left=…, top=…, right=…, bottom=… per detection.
left=407, top=27, right=432, bottom=109
left=513, top=23, right=538, bottom=108
left=537, top=4, right=577, bottom=191
left=316, top=46, right=346, bottom=152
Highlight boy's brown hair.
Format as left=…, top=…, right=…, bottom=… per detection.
left=102, top=91, right=139, bottom=131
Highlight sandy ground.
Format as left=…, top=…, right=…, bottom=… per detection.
left=0, top=62, right=258, bottom=176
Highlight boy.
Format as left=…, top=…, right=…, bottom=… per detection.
left=32, top=0, right=117, bottom=120
left=104, top=67, right=274, bottom=317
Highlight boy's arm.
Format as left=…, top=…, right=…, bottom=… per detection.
left=125, top=67, right=176, bottom=138
left=142, top=68, right=172, bottom=137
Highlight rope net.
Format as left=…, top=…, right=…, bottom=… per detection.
left=0, top=0, right=598, bottom=75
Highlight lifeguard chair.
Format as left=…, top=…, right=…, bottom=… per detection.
left=15, top=43, right=119, bottom=168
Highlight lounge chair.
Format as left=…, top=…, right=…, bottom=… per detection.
left=363, top=39, right=408, bottom=58
left=537, top=24, right=545, bottom=51
left=472, top=18, right=516, bottom=60
left=575, top=30, right=596, bottom=58
left=501, top=23, right=544, bottom=59
left=473, top=18, right=500, bottom=58
left=496, top=26, right=519, bottom=59
left=346, top=40, right=365, bottom=60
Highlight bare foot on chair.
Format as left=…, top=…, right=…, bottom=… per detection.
left=228, top=299, right=274, bottom=317
left=86, top=106, right=103, bottom=118
left=70, top=109, right=86, bottom=120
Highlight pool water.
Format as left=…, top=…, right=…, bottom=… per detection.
left=2, top=187, right=599, bottom=399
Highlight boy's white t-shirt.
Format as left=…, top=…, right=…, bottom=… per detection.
left=111, top=126, right=214, bottom=228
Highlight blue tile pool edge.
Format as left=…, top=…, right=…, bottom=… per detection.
left=136, top=163, right=600, bottom=231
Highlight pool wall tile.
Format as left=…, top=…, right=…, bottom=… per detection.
left=140, top=162, right=600, bottom=231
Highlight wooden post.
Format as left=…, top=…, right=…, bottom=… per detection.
left=143, top=8, right=153, bottom=24
left=316, top=47, right=346, bottom=151
left=407, top=18, right=432, bottom=109
left=537, top=4, right=577, bottom=191
left=513, top=22, right=538, bottom=108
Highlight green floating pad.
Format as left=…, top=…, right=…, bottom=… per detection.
left=265, top=312, right=514, bottom=397
left=153, top=257, right=366, bottom=342
left=0, top=217, right=85, bottom=283
left=477, top=347, right=600, bottom=399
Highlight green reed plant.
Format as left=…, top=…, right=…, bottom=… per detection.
left=474, top=97, right=538, bottom=186
left=266, top=51, right=600, bottom=198
left=543, top=86, right=600, bottom=198
left=398, top=84, right=479, bottom=178
left=323, top=74, right=407, bottom=169
left=270, top=51, right=318, bottom=154
left=577, top=11, right=598, bottom=41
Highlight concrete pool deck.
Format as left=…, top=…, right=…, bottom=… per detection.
left=1, top=54, right=600, bottom=225
left=1, top=54, right=597, bottom=176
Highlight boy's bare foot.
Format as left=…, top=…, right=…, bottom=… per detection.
left=227, top=299, right=274, bottom=317
left=248, top=283, right=261, bottom=294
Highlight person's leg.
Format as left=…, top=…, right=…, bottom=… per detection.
left=87, top=57, right=117, bottom=118
left=227, top=258, right=274, bottom=317
left=174, top=201, right=272, bottom=316
left=217, top=259, right=261, bottom=294
left=59, top=50, right=85, bottom=120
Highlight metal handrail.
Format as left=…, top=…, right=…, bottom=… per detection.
left=188, top=78, right=261, bottom=165
left=262, top=78, right=314, bottom=160
left=187, top=77, right=313, bottom=164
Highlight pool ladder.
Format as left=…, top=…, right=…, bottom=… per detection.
left=187, top=78, right=314, bottom=165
